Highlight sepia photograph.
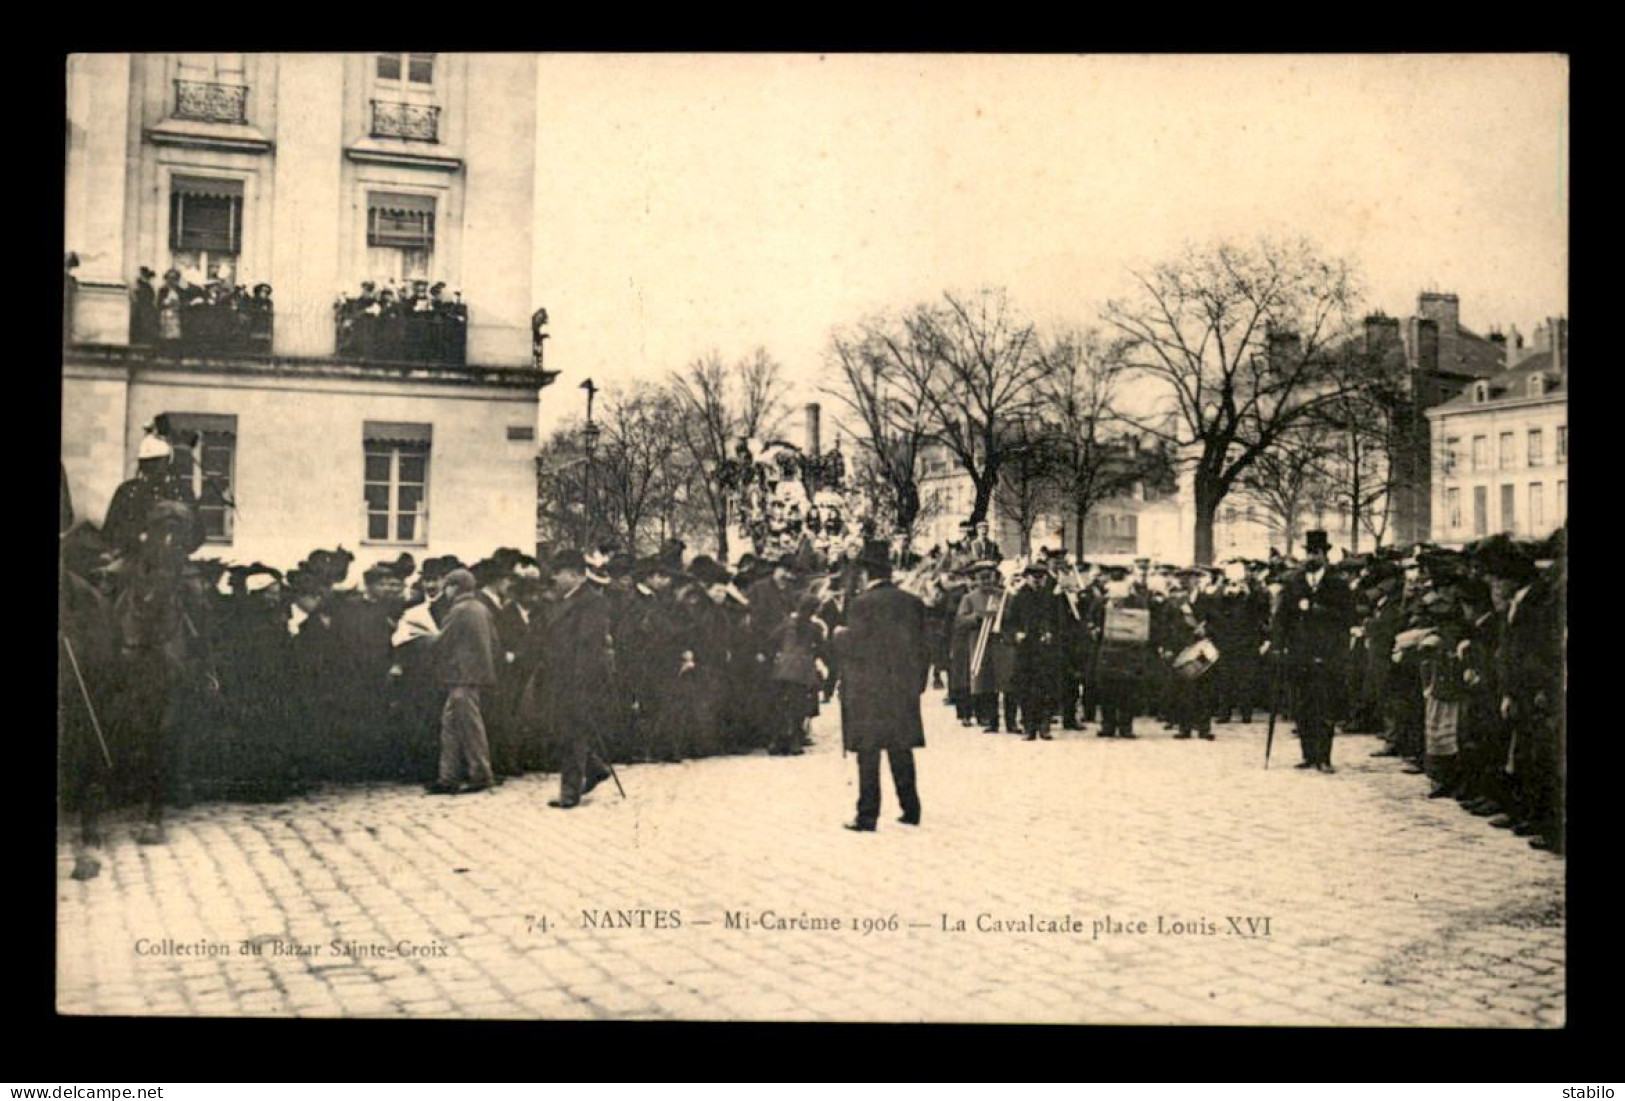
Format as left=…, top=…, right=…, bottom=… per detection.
left=57, top=51, right=1567, bottom=1025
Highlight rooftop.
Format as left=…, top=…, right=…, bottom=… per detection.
left=1430, top=356, right=1566, bottom=415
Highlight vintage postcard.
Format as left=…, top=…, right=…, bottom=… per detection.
left=58, top=52, right=1566, bottom=1023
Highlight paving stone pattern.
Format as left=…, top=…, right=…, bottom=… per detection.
left=57, top=705, right=1564, bottom=1024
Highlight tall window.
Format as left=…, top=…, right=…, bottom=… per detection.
left=366, top=191, right=435, bottom=283
left=1529, top=483, right=1545, bottom=530
left=1557, top=425, right=1568, bottom=462
left=1446, top=487, right=1462, bottom=530
left=364, top=422, right=431, bottom=544
left=1558, top=480, right=1567, bottom=517
left=1471, top=435, right=1487, bottom=472
left=1442, top=437, right=1460, bottom=475
left=1527, top=428, right=1544, bottom=467
left=1500, top=484, right=1516, bottom=534
left=1473, top=486, right=1488, bottom=537
left=171, top=176, right=243, bottom=281
left=165, top=413, right=237, bottom=543
left=1499, top=431, right=1515, bottom=470
left=376, top=52, right=436, bottom=90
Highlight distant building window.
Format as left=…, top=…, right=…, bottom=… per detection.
left=1473, top=381, right=1489, bottom=403
left=1529, top=483, right=1544, bottom=530
left=1471, top=435, right=1487, bottom=472
left=1500, top=483, right=1516, bottom=535
left=1499, top=432, right=1515, bottom=470
left=364, top=422, right=432, bottom=545
left=1447, top=487, right=1462, bottom=530
left=1557, top=425, right=1567, bottom=462
left=1528, top=374, right=1545, bottom=398
left=1224, top=507, right=1237, bottom=527
left=164, top=412, right=237, bottom=544
left=1558, top=480, right=1566, bottom=517
left=366, top=191, right=436, bottom=283
left=1528, top=429, right=1544, bottom=467
left=1121, top=515, right=1137, bottom=540
left=170, top=176, right=244, bottom=281
left=1473, top=486, right=1488, bottom=537
left=1442, top=437, right=1459, bottom=476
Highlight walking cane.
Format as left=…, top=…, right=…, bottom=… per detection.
left=1264, top=651, right=1280, bottom=770
left=61, top=634, right=114, bottom=770
left=589, top=726, right=627, bottom=798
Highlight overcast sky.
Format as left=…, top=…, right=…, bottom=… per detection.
left=531, top=53, right=1568, bottom=439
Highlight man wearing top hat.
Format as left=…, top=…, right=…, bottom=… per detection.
left=833, top=540, right=928, bottom=831
left=1267, top=529, right=1353, bottom=772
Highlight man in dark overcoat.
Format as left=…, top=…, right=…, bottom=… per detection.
left=543, top=550, right=615, bottom=808
left=1267, top=530, right=1354, bottom=772
left=833, top=541, right=929, bottom=831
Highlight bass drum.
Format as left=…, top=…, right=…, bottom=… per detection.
left=1172, top=638, right=1220, bottom=680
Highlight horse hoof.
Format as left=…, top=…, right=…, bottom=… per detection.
left=71, top=855, right=101, bottom=880
left=136, top=824, right=166, bottom=846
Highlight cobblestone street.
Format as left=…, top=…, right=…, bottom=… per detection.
left=56, top=700, right=1565, bottom=1025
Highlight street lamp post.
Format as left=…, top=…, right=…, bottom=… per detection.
left=580, top=378, right=600, bottom=550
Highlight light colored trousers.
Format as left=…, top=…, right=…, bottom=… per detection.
left=439, top=686, right=495, bottom=787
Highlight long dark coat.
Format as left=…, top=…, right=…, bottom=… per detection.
left=835, top=581, right=929, bottom=753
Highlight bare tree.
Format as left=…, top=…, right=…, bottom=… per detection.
left=992, top=422, right=1066, bottom=557
left=595, top=388, right=686, bottom=554
left=535, top=422, right=592, bottom=551
left=877, top=288, right=1052, bottom=526
left=1102, top=238, right=1361, bottom=563
left=670, top=348, right=789, bottom=559
left=1236, top=421, right=1338, bottom=555
left=1031, top=327, right=1140, bottom=554
left=823, top=321, right=940, bottom=544
left=1308, top=335, right=1410, bottom=551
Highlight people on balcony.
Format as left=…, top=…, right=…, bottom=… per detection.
left=334, top=279, right=467, bottom=365
left=130, top=267, right=272, bottom=354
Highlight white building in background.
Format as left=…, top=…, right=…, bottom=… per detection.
left=1426, top=319, right=1568, bottom=546
left=62, top=53, right=554, bottom=570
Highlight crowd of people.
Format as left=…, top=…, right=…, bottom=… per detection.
left=904, top=519, right=1567, bottom=853
left=129, top=267, right=274, bottom=352
left=334, top=280, right=467, bottom=363
left=57, top=434, right=1567, bottom=875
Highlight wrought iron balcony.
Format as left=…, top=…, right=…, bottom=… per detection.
left=173, top=80, right=249, bottom=124
left=370, top=100, right=441, bottom=143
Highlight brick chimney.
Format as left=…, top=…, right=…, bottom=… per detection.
left=1548, top=317, right=1567, bottom=373
left=804, top=402, right=822, bottom=456
left=1364, top=312, right=1401, bottom=357
left=1417, top=292, right=1460, bottom=334
left=1415, top=318, right=1440, bottom=373
left=1504, top=324, right=1524, bottom=368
